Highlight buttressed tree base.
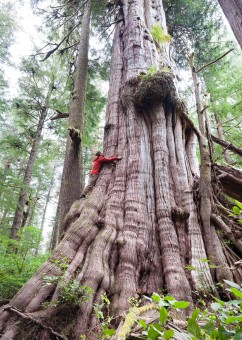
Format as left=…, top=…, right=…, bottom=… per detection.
left=0, top=0, right=241, bottom=339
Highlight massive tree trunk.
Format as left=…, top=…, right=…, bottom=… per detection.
left=57, top=1, right=91, bottom=238
left=217, top=0, right=242, bottom=49
left=1, top=1, right=241, bottom=339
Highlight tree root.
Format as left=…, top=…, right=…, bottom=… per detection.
left=3, top=306, right=68, bottom=340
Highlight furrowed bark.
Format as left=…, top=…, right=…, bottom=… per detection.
left=1, top=0, right=241, bottom=338
left=217, top=0, right=242, bottom=49
left=190, top=54, right=214, bottom=265
left=58, top=1, right=91, bottom=238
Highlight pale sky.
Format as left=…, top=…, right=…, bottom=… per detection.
left=4, top=0, right=43, bottom=95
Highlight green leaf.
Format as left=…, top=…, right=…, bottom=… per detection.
left=152, top=293, right=161, bottom=302
left=217, top=325, right=232, bottom=339
left=153, top=323, right=163, bottom=334
left=188, top=317, right=202, bottom=338
left=224, top=280, right=241, bottom=289
left=233, top=206, right=240, bottom=215
left=147, top=324, right=160, bottom=340
left=163, top=329, right=174, bottom=339
left=211, top=302, right=222, bottom=311
left=225, top=315, right=242, bottom=324
left=159, top=306, right=168, bottom=324
left=138, top=319, right=147, bottom=329
left=213, top=296, right=225, bottom=306
left=230, top=287, right=242, bottom=299
left=103, top=327, right=115, bottom=336
left=163, top=295, right=175, bottom=301
left=238, top=219, right=242, bottom=223
left=235, top=200, right=242, bottom=210
left=173, top=301, right=190, bottom=309
left=234, top=329, right=242, bottom=340
left=158, top=299, right=170, bottom=307
left=191, top=307, right=200, bottom=320
left=202, top=322, right=216, bottom=336
left=200, top=258, right=210, bottom=263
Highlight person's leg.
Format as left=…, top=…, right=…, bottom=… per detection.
left=80, top=174, right=98, bottom=197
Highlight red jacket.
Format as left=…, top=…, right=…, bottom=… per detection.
left=90, top=155, right=120, bottom=174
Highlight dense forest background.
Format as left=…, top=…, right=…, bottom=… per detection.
left=0, top=0, right=242, bottom=339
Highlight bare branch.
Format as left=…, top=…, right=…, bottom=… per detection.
left=41, top=22, right=81, bottom=61
left=50, top=111, right=69, bottom=121
left=211, top=135, right=242, bottom=157
left=196, top=48, right=234, bottom=73
left=4, top=306, right=68, bottom=340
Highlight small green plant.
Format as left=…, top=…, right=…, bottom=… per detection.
left=139, top=65, right=158, bottom=81
left=59, top=280, right=93, bottom=304
left=229, top=200, right=242, bottom=222
left=43, top=275, right=93, bottom=306
left=93, top=293, right=115, bottom=339
left=150, top=24, right=171, bottom=44
left=135, top=280, right=242, bottom=339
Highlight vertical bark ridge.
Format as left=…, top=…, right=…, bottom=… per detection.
left=150, top=104, right=193, bottom=308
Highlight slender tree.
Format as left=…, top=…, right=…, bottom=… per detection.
left=10, top=78, right=55, bottom=239
left=0, top=1, right=241, bottom=339
left=57, top=1, right=91, bottom=236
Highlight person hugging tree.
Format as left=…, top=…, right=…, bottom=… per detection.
left=80, top=151, right=122, bottom=198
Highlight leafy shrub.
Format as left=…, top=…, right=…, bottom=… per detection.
left=114, top=280, right=242, bottom=339
left=0, top=226, right=49, bottom=299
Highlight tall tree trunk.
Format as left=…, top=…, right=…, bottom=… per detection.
left=10, top=82, right=54, bottom=240
left=190, top=55, right=214, bottom=263
left=35, top=170, right=55, bottom=255
left=0, top=1, right=241, bottom=339
left=58, top=1, right=91, bottom=238
left=217, top=0, right=242, bottom=48
left=11, top=109, right=47, bottom=239
left=49, top=201, right=60, bottom=251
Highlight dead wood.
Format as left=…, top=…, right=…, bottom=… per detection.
left=214, top=164, right=242, bottom=201
left=211, top=214, right=242, bottom=254
left=211, top=135, right=242, bottom=157
left=3, top=306, right=68, bottom=340
left=50, top=112, right=69, bottom=121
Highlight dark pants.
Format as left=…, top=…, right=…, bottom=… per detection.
left=81, top=174, right=98, bottom=196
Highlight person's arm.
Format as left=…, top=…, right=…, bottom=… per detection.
left=99, top=156, right=122, bottom=163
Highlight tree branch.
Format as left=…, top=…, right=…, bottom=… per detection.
left=41, top=22, right=81, bottom=61
left=4, top=306, right=68, bottom=340
left=211, top=135, right=242, bottom=157
left=50, top=110, right=69, bottom=121
left=196, top=48, right=234, bottom=73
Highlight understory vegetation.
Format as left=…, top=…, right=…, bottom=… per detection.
left=0, top=0, right=242, bottom=339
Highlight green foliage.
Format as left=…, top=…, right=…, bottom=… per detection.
left=135, top=280, right=242, bottom=339
left=0, top=226, right=49, bottom=299
left=0, top=1, right=16, bottom=63
left=93, top=293, right=115, bottom=339
left=229, top=200, right=242, bottom=223
left=163, top=0, right=232, bottom=67
left=150, top=24, right=171, bottom=44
